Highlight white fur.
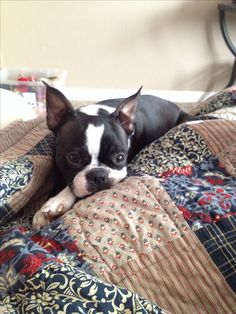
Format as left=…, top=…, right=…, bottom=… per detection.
left=72, top=166, right=94, bottom=197
left=108, top=167, right=127, bottom=185
left=86, top=124, right=104, bottom=165
left=79, top=104, right=115, bottom=116
left=32, top=186, right=76, bottom=229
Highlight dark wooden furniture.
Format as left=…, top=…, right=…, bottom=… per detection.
left=218, top=1, right=236, bottom=87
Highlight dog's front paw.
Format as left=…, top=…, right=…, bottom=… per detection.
left=32, top=209, right=51, bottom=230
left=41, top=196, right=68, bottom=218
left=32, top=197, right=64, bottom=229
left=32, top=187, right=76, bottom=229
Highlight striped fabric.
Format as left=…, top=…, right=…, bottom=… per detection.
left=0, top=117, right=52, bottom=162
left=102, top=232, right=236, bottom=314
left=0, top=117, right=55, bottom=220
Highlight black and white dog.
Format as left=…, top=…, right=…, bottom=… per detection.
left=33, top=83, right=190, bottom=228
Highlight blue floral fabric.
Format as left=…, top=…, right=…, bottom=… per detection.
left=0, top=157, right=33, bottom=206
left=0, top=218, right=164, bottom=313
left=128, top=125, right=236, bottom=228
left=0, top=157, right=33, bottom=224
left=162, top=155, right=236, bottom=228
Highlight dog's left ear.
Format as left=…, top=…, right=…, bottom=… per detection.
left=112, top=86, right=142, bottom=134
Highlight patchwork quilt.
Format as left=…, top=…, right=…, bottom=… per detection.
left=0, top=88, right=236, bottom=313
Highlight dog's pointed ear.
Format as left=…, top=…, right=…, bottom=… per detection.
left=42, top=81, right=74, bottom=131
left=112, top=86, right=142, bottom=134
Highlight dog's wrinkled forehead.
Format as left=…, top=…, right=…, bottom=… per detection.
left=57, top=113, right=104, bottom=150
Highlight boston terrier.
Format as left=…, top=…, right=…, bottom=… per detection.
left=33, top=83, right=190, bottom=228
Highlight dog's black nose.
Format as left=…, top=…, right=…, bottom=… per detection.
left=86, top=168, right=110, bottom=191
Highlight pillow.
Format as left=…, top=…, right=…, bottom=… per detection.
left=0, top=89, right=37, bottom=129
left=190, top=86, right=236, bottom=116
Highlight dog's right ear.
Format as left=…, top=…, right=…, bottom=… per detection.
left=42, top=81, right=74, bottom=131
left=112, top=86, right=142, bottom=135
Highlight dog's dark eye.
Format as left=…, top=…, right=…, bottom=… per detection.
left=66, top=152, right=81, bottom=165
left=115, top=153, right=126, bottom=163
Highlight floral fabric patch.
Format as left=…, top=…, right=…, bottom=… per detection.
left=0, top=156, right=33, bottom=208
left=63, top=176, right=190, bottom=275
left=0, top=220, right=164, bottom=313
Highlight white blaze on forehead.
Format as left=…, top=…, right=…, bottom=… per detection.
left=79, top=104, right=115, bottom=116
left=86, top=124, right=104, bottom=164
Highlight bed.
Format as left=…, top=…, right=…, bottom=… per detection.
left=0, top=87, right=235, bottom=313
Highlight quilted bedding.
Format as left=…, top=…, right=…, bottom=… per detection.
left=0, top=88, right=236, bottom=313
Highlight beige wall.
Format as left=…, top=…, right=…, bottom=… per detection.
left=1, top=0, right=235, bottom=91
